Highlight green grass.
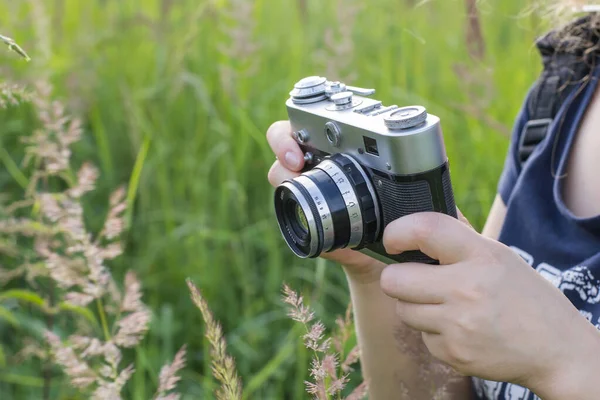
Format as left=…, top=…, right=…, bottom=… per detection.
left=0, top=0, right=550, bottom=398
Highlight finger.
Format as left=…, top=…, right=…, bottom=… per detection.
left=395, top=301, right=443, bottom=334
left=266, top=120, right=305, bottom=171
left=421, top=332, right=468, bottom=374
left=380, top=263, right=453, bottom=304
left=421, top=333, right=450, bottom=366
left=383, top=212, right=480, bottom=264
left=267, top=161, right=300, bottom=187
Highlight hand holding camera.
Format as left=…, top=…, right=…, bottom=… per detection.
left=268, top=76, right=457, bottom=268
left=267, top=120, right=387, bottom=282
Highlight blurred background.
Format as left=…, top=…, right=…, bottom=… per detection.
left=0, top=0, right=551, bottom=398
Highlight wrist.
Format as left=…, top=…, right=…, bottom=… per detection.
left=526, top=317, right=600, bottom=400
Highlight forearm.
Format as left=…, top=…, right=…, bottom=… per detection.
left=344, top=198, right=507, bottom=398
left=345, top=268, right=472, bottom=399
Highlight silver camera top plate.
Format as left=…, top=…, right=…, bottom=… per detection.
left=286, top=77, right=448, bottom=176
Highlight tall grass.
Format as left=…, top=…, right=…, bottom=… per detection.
left=0, top=0, right=550, bottom=398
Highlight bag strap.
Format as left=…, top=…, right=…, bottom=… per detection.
left=518, top=15, right=599, bottom=167
left=518, top=73, right=560, bottom=166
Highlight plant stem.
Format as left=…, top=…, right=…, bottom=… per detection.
left=0, top=373, right=45, bottom=387
left=96, top=298, right=111, bottom=341
left=43, top=282, right=55, bottom=400
left=43, top=177, right=53, bottom=400
left=465, top=0, right=485, bottom=60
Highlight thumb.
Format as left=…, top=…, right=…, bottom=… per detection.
left=383, top=212, right=479, bottom=264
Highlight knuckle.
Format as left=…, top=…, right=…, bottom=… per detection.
left=453, top=312, right=478, bottom=335
left=443, top=338, right=472, bottom=368
left=382, top=221, right=405, bottom=253
left=453, top=282, right=485, bottom=303
left=382, top=226, right=397, bottom=252
left=410, top=212, right=440, bottom=241
left=380, top=266, right=401, bottom=295
left=488, top=240, right=511, bottom=264
left=474, top=236, right=504, bottom=261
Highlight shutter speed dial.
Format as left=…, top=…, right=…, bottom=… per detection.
left=289, top=76, right=329, bottom=104
left=290, top=76, right=327, bottom=98
left=290, top=76, right=376, bottom=105
left=384, top=106, right=428, bottom=130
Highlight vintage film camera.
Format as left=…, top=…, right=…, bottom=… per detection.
left=273, top=76, right=457, bottom=264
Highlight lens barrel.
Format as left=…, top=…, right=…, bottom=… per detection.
left=274, top=154, right=380, bottom=258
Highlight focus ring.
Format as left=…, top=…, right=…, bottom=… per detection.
left=315, top=160, right=363, bottom=248
left=329, top=154, right=380, bottom=249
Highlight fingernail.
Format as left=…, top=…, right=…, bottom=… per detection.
left=285, top=152, right=301, bottom=169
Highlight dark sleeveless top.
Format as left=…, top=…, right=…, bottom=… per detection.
left=471, top=46, right=600, bottom=400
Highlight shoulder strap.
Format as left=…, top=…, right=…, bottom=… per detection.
left=518, top=15, right=599, bottom=167
left=518, top=72, right=560, bottom=166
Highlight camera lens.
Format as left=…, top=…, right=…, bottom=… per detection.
left=283, top=198, right=309, bottom=241
left=274, top=154, right=381, bottom=258
left=294, top=204, right=309, bottom=234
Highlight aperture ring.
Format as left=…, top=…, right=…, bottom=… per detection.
left=316, top=160, right=363, bottom=248
left=332, top=154, right=381, bottom=248
left=295, top=176, right=335, bottom=252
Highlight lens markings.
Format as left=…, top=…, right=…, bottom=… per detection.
left=295, top=175, right=336, bottom=252
left=316, top=160, right=363, bottom=248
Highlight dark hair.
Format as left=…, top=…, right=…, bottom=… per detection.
left=551, top=13, right=600, bottom=55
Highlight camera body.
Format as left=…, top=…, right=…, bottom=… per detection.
left=274, top=76, right=457, bottom=264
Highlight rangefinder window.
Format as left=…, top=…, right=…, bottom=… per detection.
left=363, top=136, right=379, bottom=156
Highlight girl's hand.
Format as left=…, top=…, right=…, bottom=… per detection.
left=266, top=120, right=385, bottom=283
left=379, top=212, right=600, bottom=398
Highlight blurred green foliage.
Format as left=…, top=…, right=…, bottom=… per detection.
left=0, top=0, right=549, bottom=398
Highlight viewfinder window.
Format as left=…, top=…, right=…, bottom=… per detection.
left=363, top=136, right=379, bottom=156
